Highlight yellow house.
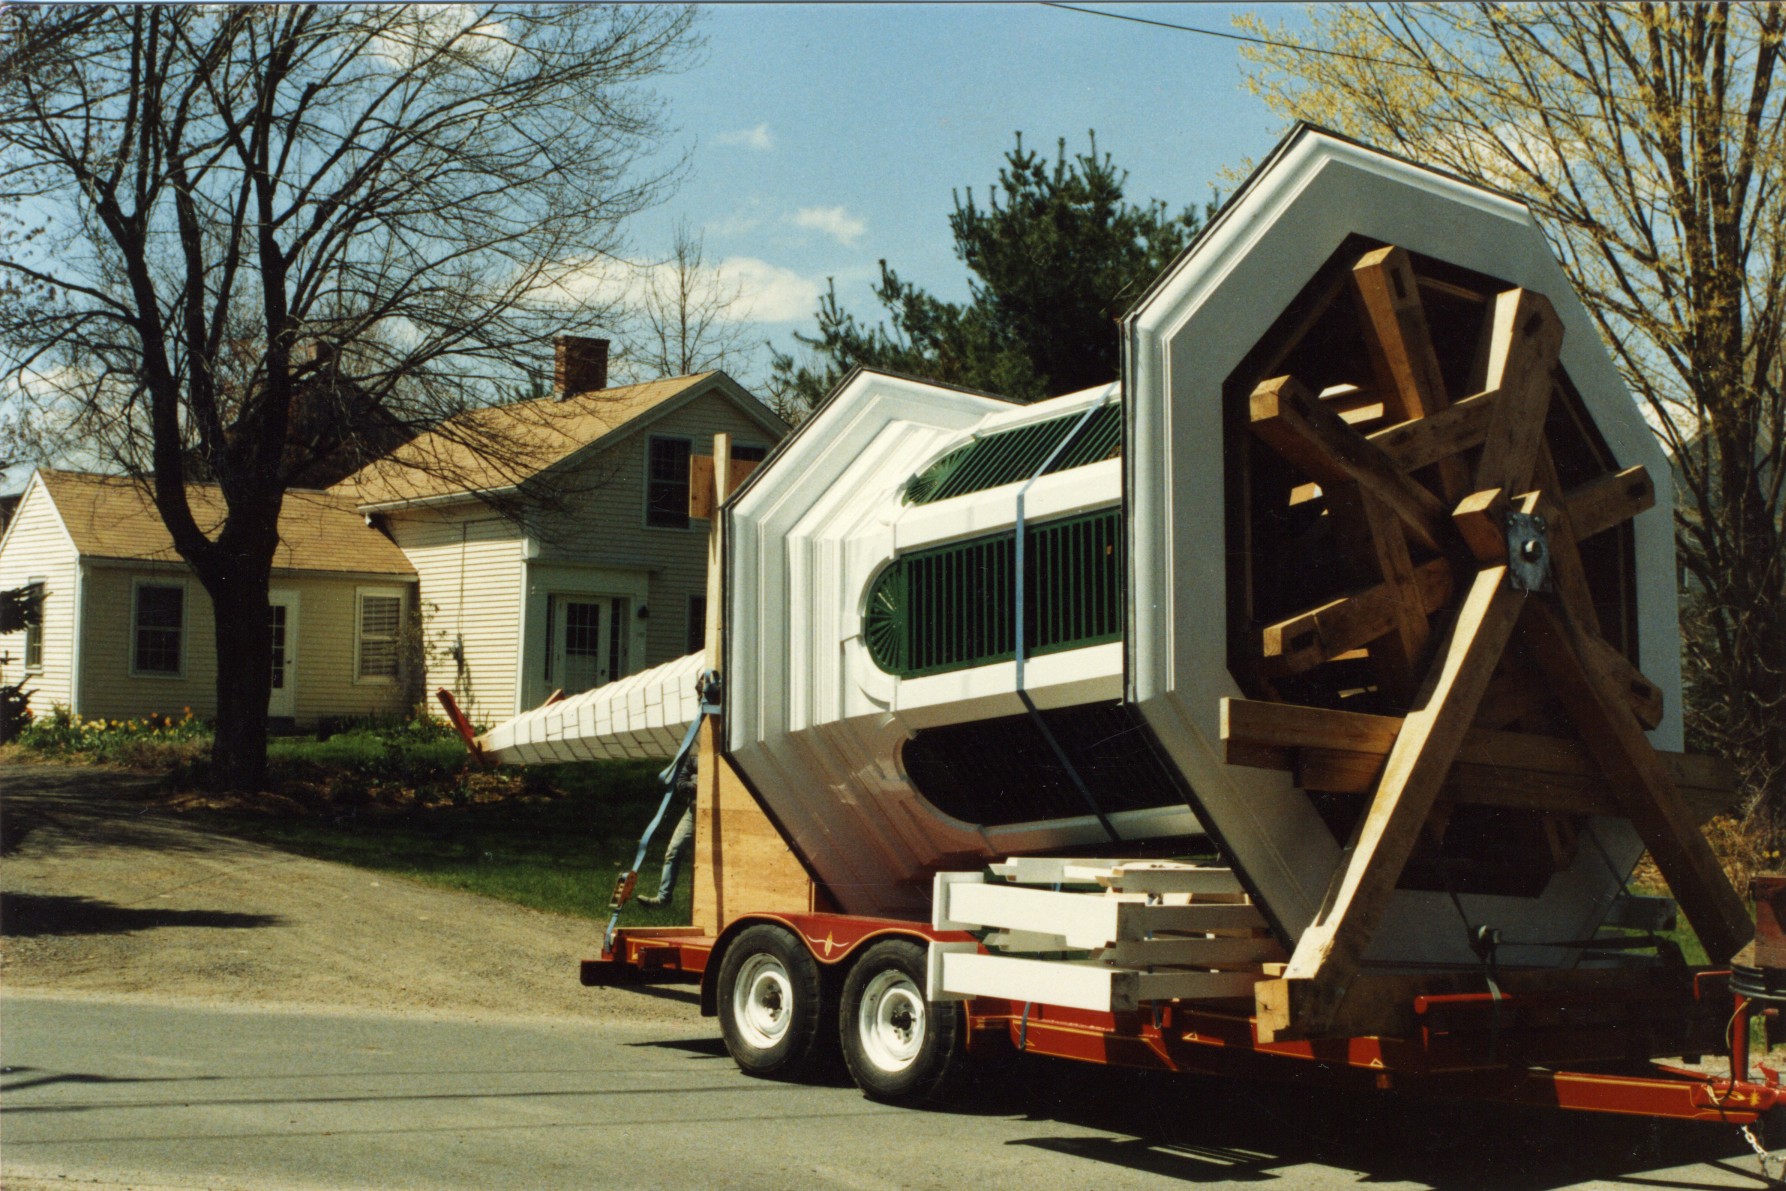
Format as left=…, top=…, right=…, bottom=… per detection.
left=0, top=342, right=788, bottom=732
left=0, top=470, right=418, bottom=726
left=334, top=348, right=788, bottom=726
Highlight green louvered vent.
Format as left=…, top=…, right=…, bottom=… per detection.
left=905, top=403, right=1121, bottom=505
left=863, top=507, right=1122, bottom=678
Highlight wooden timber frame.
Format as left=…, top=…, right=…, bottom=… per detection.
left=688, top=432, right=818, bottom=934
left=1221, top=242, right=1750, bottom=1040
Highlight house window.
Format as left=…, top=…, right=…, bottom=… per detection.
left=686, top=595, right=707, bottom=655
left=22, top=580, right=43, bottom=672
left=646, top=436, right=693, bottom=529
left=731, top=443, right=768, bottom=463
left=132, top=582, right=185, bottom=676
left=356, top=589, right=404, bottom=681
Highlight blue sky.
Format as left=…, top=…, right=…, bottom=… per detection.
left=0, top=4, right=1293, bottom=491
left=624, top=3, right=1295, bottom=385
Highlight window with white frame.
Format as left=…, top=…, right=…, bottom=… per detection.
left=132, top=582, right=185, bottom=675
left=356, top=589, right=403, bottom=681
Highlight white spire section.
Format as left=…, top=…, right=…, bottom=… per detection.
left=476, top=651, right=705, bottom=765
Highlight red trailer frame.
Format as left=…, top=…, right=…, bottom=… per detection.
left=586, top=910, right=1786, bottom=1134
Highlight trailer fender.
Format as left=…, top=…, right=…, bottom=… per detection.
left=700, top=913, right=974, bottom=1016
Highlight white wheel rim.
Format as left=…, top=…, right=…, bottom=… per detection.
left=733, top=953, right=794, bottom=1051
left=857, top=968, right=925, bottom=1074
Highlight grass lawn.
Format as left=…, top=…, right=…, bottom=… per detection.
left=7, top=711, right=700, bottom=928
left=192, top=759, right=699, bottom=927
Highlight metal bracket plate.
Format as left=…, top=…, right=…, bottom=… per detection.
left=1505, top=510, right=1554, bottom=592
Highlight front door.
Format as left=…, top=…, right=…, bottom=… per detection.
left=547, top=595, right=621, bottom=696
left=268, top=591, right=297, bottom=719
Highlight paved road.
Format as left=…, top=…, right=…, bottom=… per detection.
left=0, top=992, right=1768, bottom=1191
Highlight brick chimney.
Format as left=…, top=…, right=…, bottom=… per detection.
left=554, top=335, right=609, bottom=399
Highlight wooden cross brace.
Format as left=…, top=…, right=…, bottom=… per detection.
left=1240, top=253, right=1752, bottom=1040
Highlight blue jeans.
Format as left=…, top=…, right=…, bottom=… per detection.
left=653, top=805, right=694, bottom=898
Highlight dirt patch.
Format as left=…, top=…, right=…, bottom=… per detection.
left=0, top=765, right=694, bottom=1025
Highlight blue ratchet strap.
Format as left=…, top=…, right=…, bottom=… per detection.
left=603, top=671, right=723, bottom=954
left=1014, top=394, right=1119, bottom=842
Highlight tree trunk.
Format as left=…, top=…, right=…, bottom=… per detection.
left=203, top=564, right=273, bottom=792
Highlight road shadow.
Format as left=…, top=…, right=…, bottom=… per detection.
left=1, top=765, right=270, bottom=861
left=0, top=891, right=282, bottom=938
left=933, top=1058, right=1752, bottom=1190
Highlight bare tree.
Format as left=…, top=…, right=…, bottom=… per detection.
left=0, top=4, right=697, bottom=789
left=1241, top=3, right=1786, bottom=827
left=616, top=220, right=750, bottom=383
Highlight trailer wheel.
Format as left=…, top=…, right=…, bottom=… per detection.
left=839, top=938, right=963, bottom=1104
left=716, top=924, right=835, bottom=1080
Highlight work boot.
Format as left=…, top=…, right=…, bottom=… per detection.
left=636, top=895, right=665, bottom=907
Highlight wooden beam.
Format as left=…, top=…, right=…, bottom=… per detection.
left=1531, top=450, right=1602, bottom=639
left=1352, top=246, right=1471, bottom=501
left=1325, top=485, right=1430, bottom=701
left=1281, top=567, right=1525, bottom=1036
left=1530, top=453, right=1663, bottom=730
left=1563, top=465, right=1656, bottom=541
left=1576, top=631, right=1664, bottom=730
left=1522, top=601, right=1753, bottom=964
left=1261, top=558, right=1453, bottom=674
left=1250, top=376, right=1451, bottom=553
left=1368, top=388, right=1498, bottom=473
left=1473, top=288, right=1564, bottom=495
left=1223, top=680, right=1692, bottom=794
left=1452, top=488, right=1512, bottom=563
left=1257, top=964, right=1713, bottom=1044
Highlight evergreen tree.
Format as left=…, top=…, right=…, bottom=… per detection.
left=769, top=134, right=1214, bottom=415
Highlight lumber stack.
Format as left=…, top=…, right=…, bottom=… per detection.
left=930, top=859, right=1285, bottom=1013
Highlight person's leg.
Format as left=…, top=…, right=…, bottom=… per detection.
left=639, top=805, right=695, bottom=906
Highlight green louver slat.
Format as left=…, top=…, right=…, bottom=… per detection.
left=905, top=403, right=1123, bottom=505
left=863, top=507, right=1123, bottom=677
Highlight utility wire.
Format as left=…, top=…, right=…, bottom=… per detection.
left=1041, top=3, right=1481, bottom=81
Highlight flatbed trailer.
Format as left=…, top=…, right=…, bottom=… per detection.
left=438, top=126, right=1786, bottom=1173
left=586, top=904, right=1785, bottom=1129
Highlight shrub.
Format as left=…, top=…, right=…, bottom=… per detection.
left=15, top=706, right=206, bottom=766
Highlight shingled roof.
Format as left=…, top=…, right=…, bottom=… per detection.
left=34, top=470, right=414, bottom=576
left=332, top=373, right=732, bottom=509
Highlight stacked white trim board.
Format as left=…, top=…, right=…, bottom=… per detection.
left=477, top=126, right=1684, bottom=976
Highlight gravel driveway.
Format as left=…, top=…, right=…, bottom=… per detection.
left=0, top=764, right=685, bottom=1026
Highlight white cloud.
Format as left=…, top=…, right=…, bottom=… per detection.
left=790, top=205, right=867, bottom=247
left=714, top=123, right=775, bottom=152
left=712, top=257, right=822, bottom=323
left=704, top=212, right=764, bottom=239
left=370, top=6, right=512, bottom=70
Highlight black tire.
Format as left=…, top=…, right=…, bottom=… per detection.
left=839, top=938, right=965, bottom=1104
left=715, top=923, right=836, bottom=1080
